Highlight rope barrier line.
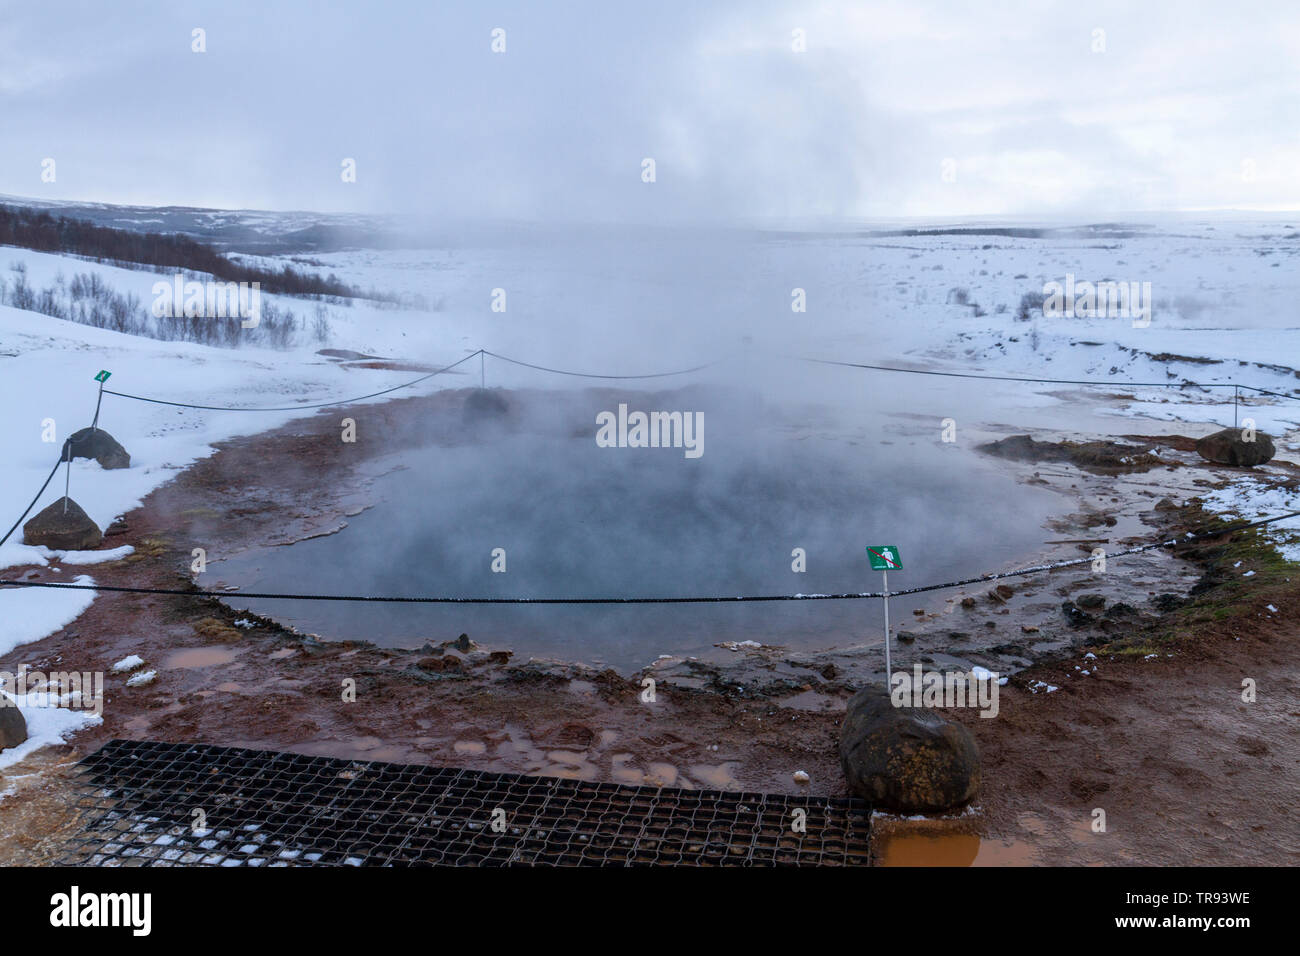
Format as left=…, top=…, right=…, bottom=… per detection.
left=90, top=346, right=1299, bottom=411
left=797, top=354, right=1295, bottom=398
left=480, top=349, right=719, bottom=380
left=100, top=350, right=484, bottom=412
left=3, top=510, right=1296, bottom=606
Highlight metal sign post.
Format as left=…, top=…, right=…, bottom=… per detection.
left=92, top=370, right=111, bottom=431
left=866, top=546, right=903, bottom=679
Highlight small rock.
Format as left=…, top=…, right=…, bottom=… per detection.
left=1153, top=593, right=1185, bottom=612
left=793, top=770, right=810, bottom=784
left=960, top=597, right=977, bottom=609
left=1061, top=601, right=1094, bottom=627
left=0, top=701, right=28, bottom=751
left=1075, top=593, right=1106, bottom=610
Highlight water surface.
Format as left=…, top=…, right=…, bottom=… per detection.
left=216, top=386, right=1057, bottom=671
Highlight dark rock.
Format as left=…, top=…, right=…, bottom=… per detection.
left=990, top=642, right=1029, bottom=655
left=960, top=597, right=977, bottom=609
left=22, top=498, right=103, bottom=551
left=1075, top=593, right=1106, bottom=610
left=978, top=434, right=1160, bottom=472
left=839, top=684, right=981, bottom=813
left=978, top=434, right=1067, bottom=463
left=1153, top=593, right=1185, bottom=612
left=1103, top=602, right=1137, bottom=618
left=452, top=633, right=472, bottom=653
left=1154, top=497, right=1179, bottom=510
left=462, top=389, right=509, bottom=422
left=896, top=631, right=918, bottom=644
left=1061, top=601, right=1094, bottom=627
left=1195, top=427, right=1275, bottom=467
left=0, top=700, right=27, bottom=751
left=63, top=427, right=130, bottom=470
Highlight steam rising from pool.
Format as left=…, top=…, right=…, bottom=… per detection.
left=217, top=381, right=1056, bottom=671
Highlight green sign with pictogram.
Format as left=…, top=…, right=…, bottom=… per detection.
left=866, top=546, right=902, bottom=571
left=94, top=370, right=111, bottom=383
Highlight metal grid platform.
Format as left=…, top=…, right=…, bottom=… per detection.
left=56, top=739, right=872, bottom=866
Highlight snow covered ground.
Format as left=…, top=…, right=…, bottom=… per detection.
left=1, top=213, right=1298, bottom=661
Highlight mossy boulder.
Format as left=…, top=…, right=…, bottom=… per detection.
left=1195, top=427, right=1275, bottom=467
left=839, top=684, right=981, bottom=813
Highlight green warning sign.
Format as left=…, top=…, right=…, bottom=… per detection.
left=866, top=545, right=902, bottom=571
left=94, top=370, right=111, bottom=383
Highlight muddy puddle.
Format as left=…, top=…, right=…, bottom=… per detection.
left=162, top=647, right=242, bottom=669
left=876, top=831, right=1039, bottom=866
left=213, top=387, right=1059, bottom=671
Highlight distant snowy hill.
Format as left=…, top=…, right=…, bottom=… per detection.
left=0, top=194, right=399, bottom=254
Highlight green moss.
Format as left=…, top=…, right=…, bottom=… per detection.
left=1103, top=507, right=1296, bottom=654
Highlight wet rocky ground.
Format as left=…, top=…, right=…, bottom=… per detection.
left=1, top=385, right=1298, bottom=865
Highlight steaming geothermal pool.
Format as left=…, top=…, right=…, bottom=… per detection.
left=216, top=385, right=1059, bottom=671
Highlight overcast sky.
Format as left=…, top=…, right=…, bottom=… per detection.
left=2, top=0, right=1297, bottom=221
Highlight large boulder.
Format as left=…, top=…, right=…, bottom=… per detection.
left=63, top=427, right=130, bottom=470
left=22, top=497, right=103, bottom=551
left=1195, top=427, right=1275, bottom=467
left=0, top=699, right=27, bottom=751
left=839, top=684, right=981, bottom=814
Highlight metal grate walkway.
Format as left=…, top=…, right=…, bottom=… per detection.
left=56, top=739, right=872, bottom=866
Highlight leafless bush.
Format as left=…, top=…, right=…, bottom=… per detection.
left=1, top=264, right=322, bottom=350
left=1016, top=291, right=1046, bottom=322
